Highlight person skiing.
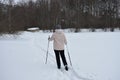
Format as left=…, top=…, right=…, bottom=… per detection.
left=48, top=24, right=68, bottom=71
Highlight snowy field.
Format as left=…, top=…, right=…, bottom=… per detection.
left=0, top=31, right=120, bottom=80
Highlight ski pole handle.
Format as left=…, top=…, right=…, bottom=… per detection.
left=48, top=35, right=50, bottom=41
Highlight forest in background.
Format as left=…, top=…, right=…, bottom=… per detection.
left=0, top=0, right=120, bottom=33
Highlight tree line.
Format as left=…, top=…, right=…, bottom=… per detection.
left=0, top=0, right=120, bottom=33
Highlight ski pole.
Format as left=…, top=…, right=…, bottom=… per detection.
left=45, top=36, right=50, bottom=64
left=66, top=44, right=72, bottom=67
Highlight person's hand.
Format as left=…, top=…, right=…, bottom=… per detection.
left=48, top=36, right=50, bottom=40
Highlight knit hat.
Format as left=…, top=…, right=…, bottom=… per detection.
left=55, top=24, right=61, bottom=29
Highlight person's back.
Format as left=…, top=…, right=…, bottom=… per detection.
left=51, top=29, right=67, bottom=50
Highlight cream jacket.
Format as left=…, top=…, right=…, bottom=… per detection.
left=49, top=29, right=67, bottom=50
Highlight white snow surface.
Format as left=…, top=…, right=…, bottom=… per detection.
left=0, top=31, right=120, bottom=80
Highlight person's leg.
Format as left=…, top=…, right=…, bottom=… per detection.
left=54, top=50, right=61, bottom=69
left=60, top=50, right=68, bottom=71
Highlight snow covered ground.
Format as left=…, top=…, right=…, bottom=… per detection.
left=0, top=31, right=120, bottom=80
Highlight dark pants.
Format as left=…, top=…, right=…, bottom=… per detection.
left=54, top=50, right=68, bottom=68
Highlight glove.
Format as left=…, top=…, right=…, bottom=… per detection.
left=48, top=36, right=50, bottom=40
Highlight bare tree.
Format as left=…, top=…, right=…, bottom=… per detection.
left=8, top=0, right=14, bottom=33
